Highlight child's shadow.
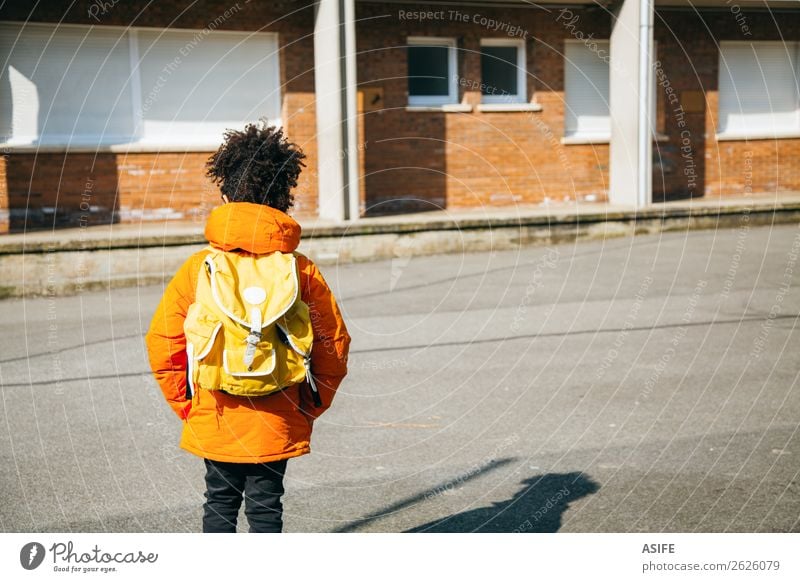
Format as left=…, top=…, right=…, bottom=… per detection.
left=406, top=471, right=599, bottom=533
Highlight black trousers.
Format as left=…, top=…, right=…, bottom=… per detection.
left=202, top=458, right=288, bottom=533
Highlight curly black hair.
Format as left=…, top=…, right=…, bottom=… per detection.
left=206, top=120, right=306, bottom=212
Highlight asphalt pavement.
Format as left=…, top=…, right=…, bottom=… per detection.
left=1, top=222, right=799, bottom=532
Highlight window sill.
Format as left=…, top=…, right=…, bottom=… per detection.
left=477, top=103, right=543, bottom=113
left=405, top=104, right=473, bottom=113
left=715, top=132, right=800, bottom=142
left=0, top=142, right=223, bottom=153
left=561, top=133, right=670, bottom=145
left=561, top=135, right=611, bottom=145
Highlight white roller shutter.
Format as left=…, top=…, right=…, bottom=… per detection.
left=564, top=40, right=611, bottom=139
left=0, top=23, right=281, bottom=148
left=135, top=29, right=281, bottom=145
left=0, top=22, right=134, bottom=145
left=718, top=41, right=800, bottom=136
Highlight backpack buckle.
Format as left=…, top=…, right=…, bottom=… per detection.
left=243, top=329, right=262, bottom=369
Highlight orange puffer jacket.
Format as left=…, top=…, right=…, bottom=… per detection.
left=145, top=202, right=350, bottom=463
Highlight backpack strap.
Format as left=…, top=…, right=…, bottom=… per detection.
left=305, top=364, right=322, bottom=407
left=242, top=308, right=262, bottom=369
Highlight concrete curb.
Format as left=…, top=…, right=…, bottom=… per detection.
left=1, top=198, right=798, bottom=298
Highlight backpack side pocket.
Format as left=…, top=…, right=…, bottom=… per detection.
left=184, top=304, right=224, bottom=390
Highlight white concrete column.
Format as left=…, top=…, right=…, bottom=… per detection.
left=313, top=0, right=359, bottom=221
left=609, top=0, right=654, bottom=207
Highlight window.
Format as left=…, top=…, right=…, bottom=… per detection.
left=0, top=23, right=135, bottom=146
left=480, top=39, right=526, bottom=104
left=407, top=37, right=457, bottom=106
left=0, top=22, right=281, bottom=148
left=564, top=39, right=611, bottom=140
left=563, top=39, right=659, bottom=142
left=718, top=41, right=800, bottom=138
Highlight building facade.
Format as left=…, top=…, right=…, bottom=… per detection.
left=1, top=0, right=799, bottom=232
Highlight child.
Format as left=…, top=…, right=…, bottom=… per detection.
left=145, top=121, right=350, bottom=533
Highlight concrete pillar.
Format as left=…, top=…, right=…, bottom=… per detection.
left=313, top=0, right=359, bottom=221
left=609, top=0, right=654, bottom=207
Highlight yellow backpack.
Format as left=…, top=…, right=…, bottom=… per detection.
left=183, top=247, right=320, bottom=405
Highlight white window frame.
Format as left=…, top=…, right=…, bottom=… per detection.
left=562, top=39, right=659, bottom=144
left=0, top=21, right=282, bottom=151
left=563, top=38, right=612, bottom=143
left=479, top=38, right=526, bottom=104
left=716, top=40, right=800, bottom=141
left=407, top=36, right=458, bottom=107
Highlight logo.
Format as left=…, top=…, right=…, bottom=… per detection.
left=20, top=542, right=46, bottom=570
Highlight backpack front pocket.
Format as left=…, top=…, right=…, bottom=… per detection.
left=219, top=340, right=281, bottom=396
left=222, top=343, right=277, bottom=377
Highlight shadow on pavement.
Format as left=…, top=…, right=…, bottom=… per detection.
left=333, top=458, right=517, bottom=533
left=406, top=471, right=600, bottom=533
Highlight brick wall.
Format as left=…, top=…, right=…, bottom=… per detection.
left=0, top=0, right=317, bottom=232
left=655, top=9, right=800, bottom=201
left=356, top=3, right=612, bottom=215
left=355, top=2, right=800, bottom=213
left=2, top=2, right=800, bottom=232
left=693, top=11, right=800, bottom=198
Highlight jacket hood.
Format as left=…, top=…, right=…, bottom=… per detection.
left=204, top=202, right=301, bottom=254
